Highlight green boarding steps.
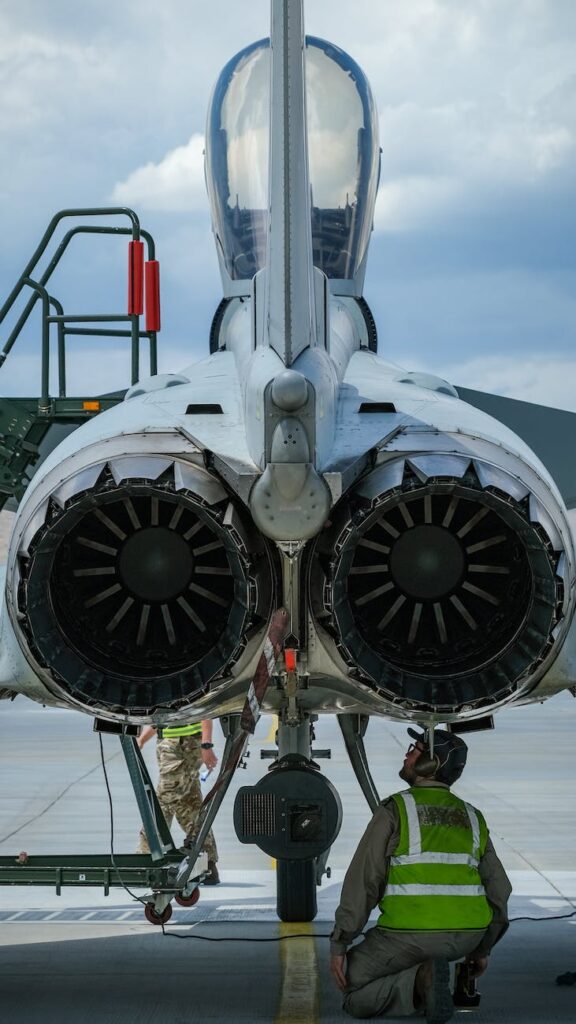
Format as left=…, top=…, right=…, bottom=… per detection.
left=0, top=208, right=161, bottom=512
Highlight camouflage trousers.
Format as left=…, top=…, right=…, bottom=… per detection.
left=137, top=735, right=218, bottom=861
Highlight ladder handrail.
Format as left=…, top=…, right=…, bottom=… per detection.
left=21, top=279, right=66, bottom=408
left=0, top=210, right=158, bottom=391
left=0, top=208, right=140, bottom=328
left=0, top=221, right=155, bottom=361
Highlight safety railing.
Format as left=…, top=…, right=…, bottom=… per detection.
left=0, top=208, right=160, bottom=412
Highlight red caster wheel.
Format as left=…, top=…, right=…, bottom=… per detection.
left=175, top=887, right=200, bottom=908
left=144, top=901, right=173, bottom=926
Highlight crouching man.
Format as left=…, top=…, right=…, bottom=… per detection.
left=330, top=728, right=511, bottom=1023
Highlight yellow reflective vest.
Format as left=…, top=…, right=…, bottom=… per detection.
left=162, top=723, right=202, bottom=738
left=378, top=787, right=493, bottom=932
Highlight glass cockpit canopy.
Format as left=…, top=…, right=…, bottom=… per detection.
left=205, top=36, right=380, bottom=290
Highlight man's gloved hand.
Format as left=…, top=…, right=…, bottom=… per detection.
left=466, top=955, right=489, bottom=978
left=330, top=953, right=348, bottom=991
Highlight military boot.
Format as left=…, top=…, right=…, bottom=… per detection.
left=203, top=860, right=220, bottom=885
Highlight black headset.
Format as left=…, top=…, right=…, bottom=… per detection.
left=410, top=727, right=467, bottom=785
left=412, top=728, right=443, bottom=777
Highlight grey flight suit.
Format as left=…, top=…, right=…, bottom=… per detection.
left=330, top=780, right=511, bottom=1018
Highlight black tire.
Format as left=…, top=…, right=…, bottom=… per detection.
left=276, top=859, right=317, bottom=922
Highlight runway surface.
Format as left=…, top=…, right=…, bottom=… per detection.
left=1, top=510, right=575, bottom=1022
left=1, top=694, right=575, bottom=1023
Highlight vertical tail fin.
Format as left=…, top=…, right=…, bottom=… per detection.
left=263, top=0, right=317, bottom=365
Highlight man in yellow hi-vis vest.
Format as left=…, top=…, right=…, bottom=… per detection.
left=330, top=728, right=511, bottom=1023
left=136, top=720, right=219, bottom=884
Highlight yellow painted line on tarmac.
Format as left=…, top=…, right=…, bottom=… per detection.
left=275, top=922, right=319, bottom=1024
left=267, top=715, right=278, bottom=868
left=266, top=714, right=278, bottom=743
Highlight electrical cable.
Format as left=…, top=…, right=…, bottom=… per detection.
left=511, top=910, right=576, bottom=923
left=98, top=734, right=148, bottom=908
left=98, top=738, right=341, bottom=940
left=163, top=928, right=333, bottom=941
left=99, top=735, right=576, bottom=941
left=161, top=907, right=576, bottom=942
left=458, top=773, right=576, bottom=919
left=505, top=853, right=576, bottom=923
left=492, top=841, right=576, bottom=922
left=160, top=910, right=576, bottom=942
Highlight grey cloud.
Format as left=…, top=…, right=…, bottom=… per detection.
left=0, top=0, right=575, bottom=411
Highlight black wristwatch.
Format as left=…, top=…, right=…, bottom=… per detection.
left=201, top=742, right=214, bottom=749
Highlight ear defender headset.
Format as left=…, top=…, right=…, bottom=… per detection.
left=407, top=727, right=468, bottom=785
left=413, top=746, right=440, bottom=778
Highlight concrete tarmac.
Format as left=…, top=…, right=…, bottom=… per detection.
left=1, top=696, right=575, bottom=1023
left=1, top=512, right=575, bottom=1022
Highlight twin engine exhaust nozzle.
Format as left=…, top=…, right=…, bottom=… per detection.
left=7, top=434, right=574, bottom=722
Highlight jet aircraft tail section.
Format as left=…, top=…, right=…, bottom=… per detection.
left=261, top=0, right=318, bottom=364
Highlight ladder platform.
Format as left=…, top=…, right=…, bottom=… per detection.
left=0, top=853, right=190, bottom=896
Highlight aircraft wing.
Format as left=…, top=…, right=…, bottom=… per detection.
left=457, top=387, right=576, bottom=509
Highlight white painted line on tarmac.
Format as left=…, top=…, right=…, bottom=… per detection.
left=216, top=904, right=275, bottom=911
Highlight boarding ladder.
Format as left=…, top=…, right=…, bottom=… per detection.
left=0, top=208, right=160, bottom=511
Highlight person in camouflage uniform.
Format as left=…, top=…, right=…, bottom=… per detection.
left=136, top=721, right=219, bottom=884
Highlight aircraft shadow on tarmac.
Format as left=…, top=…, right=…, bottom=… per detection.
left=0, top=917, right=575, bottom=1023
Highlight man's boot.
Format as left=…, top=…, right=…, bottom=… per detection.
left=415, top=959, right=453, bottom=1024
left=203, top=860, right=220, bottom=885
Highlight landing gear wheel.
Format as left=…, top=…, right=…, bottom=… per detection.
left=144, top=901, right=173, bottom=926
left=277, top=859, right=317, bottom=922
left=175, top=887, right=200, bottom=908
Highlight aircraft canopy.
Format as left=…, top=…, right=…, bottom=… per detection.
left=205, top=36, right=380, bottom=288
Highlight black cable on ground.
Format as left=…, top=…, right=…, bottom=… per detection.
left=98, top=734, right=148, bottom=908
left=161, top=908, right=576, bottom=942
left=98, top=736, right=576, bottom=941
left=163, top=927, right=333, bottom=941
left=511, top=910, right=576, bottom=922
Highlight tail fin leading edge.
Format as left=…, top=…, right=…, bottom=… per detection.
left=263, top=0, right=317, bottom=365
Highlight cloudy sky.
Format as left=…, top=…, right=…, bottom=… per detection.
left=1, top=0, right=575, bottom=409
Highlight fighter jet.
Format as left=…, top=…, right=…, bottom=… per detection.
left=1, top=0, right=575, bottom=921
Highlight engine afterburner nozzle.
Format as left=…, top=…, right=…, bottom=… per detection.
left=9, top=454, right=274, bottom=720
left=313, top=446, right=574, bottom=717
